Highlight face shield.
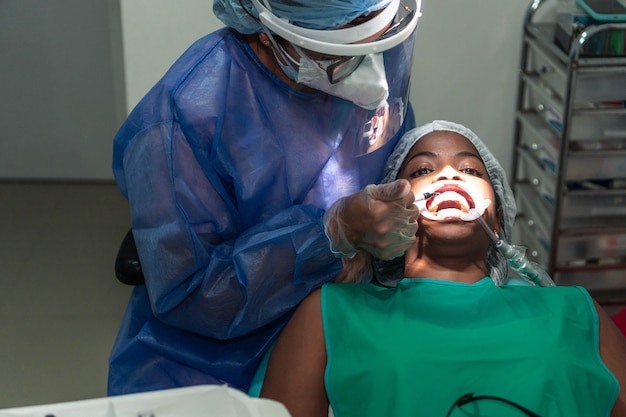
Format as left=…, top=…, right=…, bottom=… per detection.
left=251, top=0, right=421, bottom=155
left=249, top=0, right=421, bottom=57
left=261, top=0, right=418, bottom=82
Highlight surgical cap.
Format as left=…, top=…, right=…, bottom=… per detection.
left=213, top=0, right=394, bottom=33
left=380, top=120, right=517, bottom=285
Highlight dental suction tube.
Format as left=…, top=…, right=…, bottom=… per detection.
left=495, top=239, right=556, bottom=287
left=469, top=209, right=556, bottom=287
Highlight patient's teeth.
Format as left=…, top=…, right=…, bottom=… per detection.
left=415, top=181, right=491, bottom=222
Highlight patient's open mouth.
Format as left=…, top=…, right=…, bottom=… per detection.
left=426, top=185, right=475, bottom=213
left=416, top=181, right=490, bottom=221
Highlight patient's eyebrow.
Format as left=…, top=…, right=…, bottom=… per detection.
left=455, top=151, right=482, bottom=161
left=402, top=150, right=483, bottom=169
left=404, top=151, right=436, bottom=164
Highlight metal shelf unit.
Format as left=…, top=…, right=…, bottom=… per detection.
left=511, top=0, right=626, bottom=304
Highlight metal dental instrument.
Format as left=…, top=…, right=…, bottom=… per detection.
left=415, top=192, right=438, bottom=202
left=469, top=209, right=556, bottom=287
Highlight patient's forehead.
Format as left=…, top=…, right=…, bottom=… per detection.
left=406, top=131, right=480, bottom=158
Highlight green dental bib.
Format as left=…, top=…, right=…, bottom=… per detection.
left=322, top=278, right=618, bottom=417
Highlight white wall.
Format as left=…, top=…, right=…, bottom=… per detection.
left=410, top=0, right=532, bottom=175
left=120, top=0, right=536, bottom=177
left=0, top=0, right=125, bottom=181
left=120, top=0, right=223, bottom=112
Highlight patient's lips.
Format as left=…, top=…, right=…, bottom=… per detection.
left=426, top=185, right=475, bottom=212
left=416, top=180, right=491, bottom=221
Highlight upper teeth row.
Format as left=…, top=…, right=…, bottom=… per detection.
left=415, top=180, right=491, bottom=222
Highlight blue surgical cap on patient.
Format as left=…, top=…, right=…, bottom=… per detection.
left=213, top=0, right=394, bottom=34
left=377, top=120, right=517, bottom=286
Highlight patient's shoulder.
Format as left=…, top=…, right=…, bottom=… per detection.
left=281, top=288, right=323, bottom=338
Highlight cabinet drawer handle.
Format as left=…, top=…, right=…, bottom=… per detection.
left=531, top=178, right=540, bottom=186
left=603, top=129, right=626, bottom=138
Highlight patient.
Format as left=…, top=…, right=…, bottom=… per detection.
left=257, top=121, right=626, bottom=417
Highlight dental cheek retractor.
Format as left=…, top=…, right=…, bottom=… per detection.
left=414, top=180, right=491, bottom=222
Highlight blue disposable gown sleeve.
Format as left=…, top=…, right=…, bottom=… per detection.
left=118, top=119, right=341, bottom=341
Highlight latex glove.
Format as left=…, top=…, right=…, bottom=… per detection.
left=334, top=252, right=373, bottom=284
left=323, top=179, right=418, bottom=260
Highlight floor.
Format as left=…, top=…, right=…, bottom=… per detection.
left=0, top=182, right=133, bottom=409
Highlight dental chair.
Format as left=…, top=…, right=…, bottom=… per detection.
left=115, top=229, right=145, bottom=285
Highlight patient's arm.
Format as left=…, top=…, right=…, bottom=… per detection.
left=261, top=289, right=329, bottom=417
left=594, top=300, right=626, bottom=417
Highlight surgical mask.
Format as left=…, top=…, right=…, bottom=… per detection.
left=298, top=51, right=389, bottom=110
left=271, top=40, right=389, bottom=110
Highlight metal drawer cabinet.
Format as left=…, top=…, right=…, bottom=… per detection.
left=521, top=73, right=565, bottom=134
left=515, top=184, right=552, bottom=257
left=555, top=268, right=626, bottom=293
left=556, top=227, right=626, bottom=264
left=524, top=38, right=568, bottom=100
left=511, top=0, right=626, bottom=301
left=516, top=183, right=552, bottom=241
left=514, top=220, right=550, bottom=268
left=525, top=23, right=626, bottom=104
left=568, top=107, right=626, bottom=142
left=515, top=147, right=557, bottom=207
left=560, top=189, right=626, bottom=227
left=516, top=112, right=560, bottom=175
left=565, top=149, right=626, bottom=181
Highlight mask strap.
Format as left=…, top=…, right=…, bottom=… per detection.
left=264, top=31, right=300, bottom=67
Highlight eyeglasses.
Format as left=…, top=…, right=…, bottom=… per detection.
left=445, top=393, right=543, bottom=417
left=305, top=2, right=415, bottom=84
left=314, top=55, right=366, bottom=84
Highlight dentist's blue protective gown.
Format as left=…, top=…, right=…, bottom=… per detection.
left=108, top=27, right=415, bottom=395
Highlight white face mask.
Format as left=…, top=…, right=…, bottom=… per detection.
left=271, top=41, right=389, bottom=110
left=298, top=52, right=389, bottom=110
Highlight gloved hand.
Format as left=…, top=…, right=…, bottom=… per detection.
left=323, top=179, right=419, bottom=260
left=334, top=252, right=373, bottom=284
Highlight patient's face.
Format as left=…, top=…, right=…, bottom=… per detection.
left=396, top=131, right=499, bottom=238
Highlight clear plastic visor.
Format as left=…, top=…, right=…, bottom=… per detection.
left=250, top=0, right=421, bottom=56
left=273, top=40, right=366, bottom=84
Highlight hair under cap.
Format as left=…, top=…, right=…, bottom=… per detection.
left=213, top=0, right=393, bottom=34
left=381, top=120, right=516, bottom=285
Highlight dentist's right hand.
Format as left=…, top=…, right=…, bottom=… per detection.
left=323, top=179, right=419, bottom=261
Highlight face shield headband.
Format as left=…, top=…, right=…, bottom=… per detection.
left=249, top=0, right=421, bottom=57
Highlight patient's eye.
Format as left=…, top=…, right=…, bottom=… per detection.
left=460, top=167, right=484, bottom=177
left=409, top=167, right=432, bottom=177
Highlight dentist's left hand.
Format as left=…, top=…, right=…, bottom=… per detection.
left=323, top=179, right=419, bottom=261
